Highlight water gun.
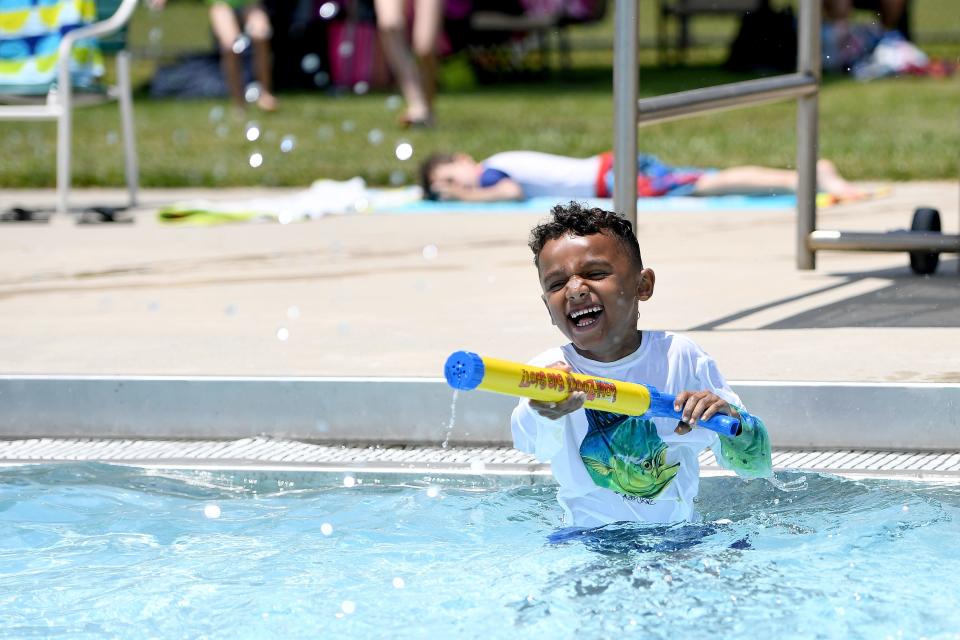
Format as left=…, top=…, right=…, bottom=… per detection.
left=443, top=351, right=741, bottom=437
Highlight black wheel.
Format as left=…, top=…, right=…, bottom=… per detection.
left=909, top=207, right=941, bottom=275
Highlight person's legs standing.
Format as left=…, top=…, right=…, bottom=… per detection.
left=375, top=0, right=431, bottom=124
left=411, top=0, right=442, bottom=112
left=210, top=1, right=245, bottom=109
left=244, top=4, right=278, bottom=111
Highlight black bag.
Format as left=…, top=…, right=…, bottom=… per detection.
left=725, top=0, right=797, bottom=73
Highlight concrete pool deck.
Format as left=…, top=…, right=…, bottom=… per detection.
left=1, top=181, right=957, bottom=382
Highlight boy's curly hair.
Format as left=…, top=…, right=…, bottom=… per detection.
left=528, top=201, right=643, bottom=269
left=419, top=153, right=454, bottom=201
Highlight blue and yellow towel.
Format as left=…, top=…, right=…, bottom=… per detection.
left=0, top=0, right=104, bottom=94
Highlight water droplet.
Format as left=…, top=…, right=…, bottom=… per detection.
left=203, top=504, right=221, bottom=519
left=320, top=522, right=333, bottom=535
left=353, top=81, right=369, bottom=95
left=301, top=53, right=321, bottom=73
left=313, top=71, right=330, bottom=87
left=147, top=301, right=160, bottom=313
left=276, top=327, right=290, bottom=341
left=148, top=27, right=163, bottom=44
left=385, top=95, right=402, bottom=110
left=232, top=34, right=251, bottom=54
left=249, top=152, right=264, bottom=168
left=209, top=106, right=225, bottom=123
left=316, top=125, right=334, bottom=140
left=338, top=41, right=354, bottom=58
left=245, top=122, right=261, bottom=142
left=343, top=476, right=356, bottom=488
left=287, top=305, right=301, bottom=320
left=395, top=141, right=413, bottom=161
left=367, top=129, right=384, bottom=145
left=244, top=82, right=262, bottom=104
left=392, top=577, right=405, bottom=589
left=426, top=486, right=440, bottom=498
left=341, top=120, right=356, bottom=133
left=421, top=244, right=438, bottom=260
left=224, top=303, right=238, bottom=316
left=318, top=1, right=338, bottom=19
left=389, top=170, right=406, bottom=186
left=215, top=124, right=229, bottom=139
left=902, top=504, right=909, bottom=512
left=105, top=131, right=119, bottom=145
left=280, top=135, right=296, bottom=153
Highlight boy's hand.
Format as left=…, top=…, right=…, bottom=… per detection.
left=529, top=361, right=586, bottom=420
left=673, top=390, right=740, bottom=435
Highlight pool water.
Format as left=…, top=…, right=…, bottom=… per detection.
left=1, top=463, right=959, bottom=639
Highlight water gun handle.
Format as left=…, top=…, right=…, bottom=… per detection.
left=646, top=388, right=742, bottom=436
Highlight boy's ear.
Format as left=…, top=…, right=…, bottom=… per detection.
left=638, top=268, right=655, bottom=301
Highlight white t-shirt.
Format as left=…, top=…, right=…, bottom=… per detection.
left=481, top=151, right=601, bottom=199
left=511, top=330, right=768, bottom=528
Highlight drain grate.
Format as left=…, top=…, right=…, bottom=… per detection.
left=1, top=438, right=960, bottom=479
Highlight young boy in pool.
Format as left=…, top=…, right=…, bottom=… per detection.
left=511, top=202, right=771, bottom=528
left=420, top=150, right=860, bottom=202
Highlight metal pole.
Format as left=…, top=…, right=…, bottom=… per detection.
left=613, top=0, right=638, bottom=227
left=796, top=0, right=821, bottom=270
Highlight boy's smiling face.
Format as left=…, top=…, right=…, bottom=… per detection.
left=537, top=231, right=654, bottom=362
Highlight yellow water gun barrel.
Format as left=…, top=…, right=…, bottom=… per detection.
left=443, top=351, right=740, bottom=436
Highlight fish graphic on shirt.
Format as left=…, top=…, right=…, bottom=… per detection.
left=580, top=409, right=679, bottom=499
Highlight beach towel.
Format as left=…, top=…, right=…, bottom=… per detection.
left=0, top=0, right=104, bottom=94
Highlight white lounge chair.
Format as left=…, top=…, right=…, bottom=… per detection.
left=0, top=0, right=140, bottom=215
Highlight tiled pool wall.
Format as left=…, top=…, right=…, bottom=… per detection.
left=1, top=376, right=959, bottom=451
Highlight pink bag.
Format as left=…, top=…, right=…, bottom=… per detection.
left=327, top=20, right=390, bottom=88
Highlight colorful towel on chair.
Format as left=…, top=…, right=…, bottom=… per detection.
left=0, top=0, right=104, bottom=94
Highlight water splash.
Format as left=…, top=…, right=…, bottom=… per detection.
left=766, top=473, right=808, bottom=493
left=441, top=390, right=458, bottom=449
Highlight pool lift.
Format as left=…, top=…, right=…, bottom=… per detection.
left=611, top=0, right=959, bottom=275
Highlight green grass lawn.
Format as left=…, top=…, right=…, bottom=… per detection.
left=1, top=1, right=957, bottom=188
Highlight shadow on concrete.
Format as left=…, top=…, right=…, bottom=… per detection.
left=694, top=258, right=959, bottom=330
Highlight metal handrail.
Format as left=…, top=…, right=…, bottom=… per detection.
left=614, top=1, right=956, bottom=271
left=809, top=231, right=960, bottom=252
left=637, top=73, right=817, bottom=124
left=613, top=0, right=821, bottom=269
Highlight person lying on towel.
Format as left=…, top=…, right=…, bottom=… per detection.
left=420, top=150, right=861, bottom=202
